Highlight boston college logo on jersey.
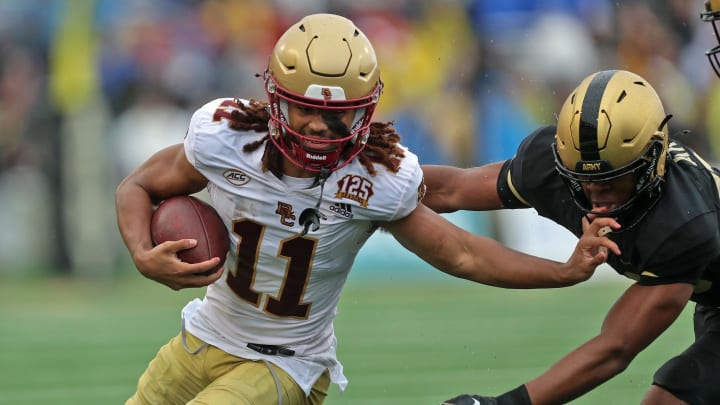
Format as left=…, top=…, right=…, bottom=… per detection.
left=275, top=202, right=296, bottom=227
left=334, top=174, right=374, bottom=207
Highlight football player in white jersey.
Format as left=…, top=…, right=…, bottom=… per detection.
left=115, top=13, right=619, bottom=405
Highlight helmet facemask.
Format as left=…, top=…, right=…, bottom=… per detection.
left=264, top=70, right=382, bottom=172
left=553, top=70, right=671, bottom=231
left=553, top=137, right=666, bottom=230
left=702, top=0, right=720, bottom=77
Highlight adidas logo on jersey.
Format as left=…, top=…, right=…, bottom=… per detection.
left=330, top=203, right=354, bottom=219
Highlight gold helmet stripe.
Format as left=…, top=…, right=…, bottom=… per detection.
left=578, top=70, right=616, bottom=162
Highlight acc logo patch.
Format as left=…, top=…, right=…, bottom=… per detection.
left=223, top=169, right=251, bottom=186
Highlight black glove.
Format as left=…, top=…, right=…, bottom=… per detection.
left=441, top=394, right=498, bottom=405
left=441, top=385, right=531, bottom=405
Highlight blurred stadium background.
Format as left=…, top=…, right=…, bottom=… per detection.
left=0, top=0, right=712, bottom=403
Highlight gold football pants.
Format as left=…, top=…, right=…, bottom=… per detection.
left=125, top=331, right=330, bottom=405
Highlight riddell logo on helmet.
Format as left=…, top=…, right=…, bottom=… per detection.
left=306, top=153, right=327, bottom=161
left=321, top=88, right=332, bottom=100
left=582, top=162, right=602, bottom=171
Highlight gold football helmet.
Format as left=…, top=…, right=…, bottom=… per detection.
left=702, top=0, right=720, bottom=77
left=553, top=70, right=671, bottom=227
left=264, top=13, right=383, bottom=172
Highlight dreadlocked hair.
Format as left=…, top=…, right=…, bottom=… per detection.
left=233, top=98, right=405, bottom=177
left=358, top=122, right=404, bottom=176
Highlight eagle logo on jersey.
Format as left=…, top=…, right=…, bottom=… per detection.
left=334, top=174, right=374, bottom=207
left=223, top=169, right=251, bottom=186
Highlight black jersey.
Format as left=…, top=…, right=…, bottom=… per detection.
left=497, top=125, right=720, bottom=306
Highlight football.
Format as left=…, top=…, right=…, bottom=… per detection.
left=150, top=195, right=229, bottom=275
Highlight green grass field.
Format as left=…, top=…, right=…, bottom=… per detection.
left=0, top=273, right=693, bottom=404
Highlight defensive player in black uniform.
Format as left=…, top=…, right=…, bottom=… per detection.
left=424, top=68, right=720, bottom=404
left=705, top=0, right=720, bottom=78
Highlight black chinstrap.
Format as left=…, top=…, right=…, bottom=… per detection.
left=299, top=167, right=331, bottom=236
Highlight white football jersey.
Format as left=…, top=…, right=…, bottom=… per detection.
left=181, top=98, right=423, bottom=395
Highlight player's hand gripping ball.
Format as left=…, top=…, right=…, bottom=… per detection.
left=150, top=195, right=229, bottom=275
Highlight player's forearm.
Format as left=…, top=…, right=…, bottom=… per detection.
left=442, top=346, right=624, bottom=405
left=115, top=178, right=156, bottom=261
left=458, top=237, right=573, bottom=288
left=421, top=165, right=461, bottom=213
left=422, top=163, right=507, bottom=212
left=410, top=224, right=569, bottom=288
left=525, top=338, right=632, bottom=404
left=473, top=218, right=619, bottom=288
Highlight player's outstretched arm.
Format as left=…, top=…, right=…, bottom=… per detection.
left=115, top=144, right=220, bottom=290
left=383, top=204, right=620, bottom=288
left=421, top=163, right=505, bottom=213
left=440, top=280, right=694, bottom=405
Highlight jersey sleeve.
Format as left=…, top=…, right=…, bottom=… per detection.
left=497, top=126, right=558, bottom=209
left=391, top=150, right=425, bottom=220
left=497, top=159, right=531, bottom=208
left=347, top=144, right=424, bottom=223
left=380, top=146, right=424, bottom=222
left=184, top=98, right=244, bottom=174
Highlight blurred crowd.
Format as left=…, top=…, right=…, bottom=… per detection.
left=1, top=0, right=719, bottom=276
